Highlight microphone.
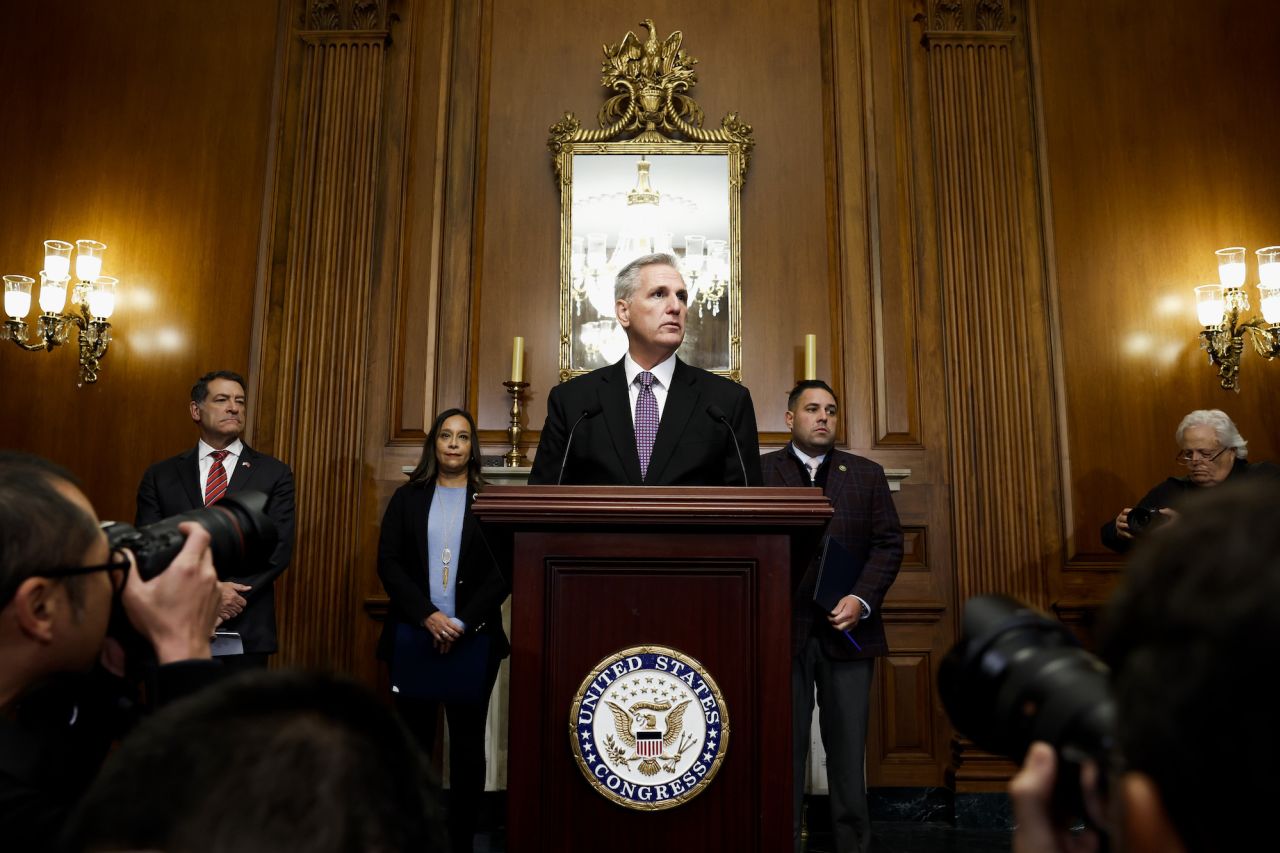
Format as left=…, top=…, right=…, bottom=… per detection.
left=558, top=402, right=603, bottom=485
left=706, top=404, right=749, bottom=486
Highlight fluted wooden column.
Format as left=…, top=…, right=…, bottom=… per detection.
left=271, top=2, right=390, bottom=669
left=923, top=0, right=1059, bottom=612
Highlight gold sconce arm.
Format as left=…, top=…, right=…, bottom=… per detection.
left=1198, top=299, right=1280, bottom=392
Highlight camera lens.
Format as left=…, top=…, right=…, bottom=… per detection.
left=105, top=491, right=277, bottom=581
left=939, top=595, right=1115, bottom=765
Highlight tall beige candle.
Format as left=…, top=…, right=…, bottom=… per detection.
left=511, top=336, right=525, bottom=382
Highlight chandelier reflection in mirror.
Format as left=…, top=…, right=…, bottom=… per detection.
left=1193, top=245, right=1280, bottom=392
left=569, top=155, right=732, bottom=366
left=3, top=239, right=118, bottom=385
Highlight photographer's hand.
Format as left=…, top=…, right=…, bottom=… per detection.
left=1115, top=508, right=1134, bottom=540
left=121, top=522, right=221, bottom=663
left=1011, top=743, right=1101, bottom=853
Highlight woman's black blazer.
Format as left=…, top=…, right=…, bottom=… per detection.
left=375, top=480, right=510, bottom=662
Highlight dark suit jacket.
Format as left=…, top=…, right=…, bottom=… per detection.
left=528, top=356, right=763, bottom=486
left=763, top=445, right=903, bottom=661
left=375, top=480, right=511, bottom=662
left=136, top=443, right=295, bottom=655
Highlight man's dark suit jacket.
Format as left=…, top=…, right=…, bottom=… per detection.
left=375, top=481, right=510, bottom=663
left=528, top=356, right=763, bottom=486
left=136, top=444, right=295, bottom=655
left=762, top=445, right=903, bottom=661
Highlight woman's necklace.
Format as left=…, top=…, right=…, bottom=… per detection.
left=438, top=486, right=464, bottom=591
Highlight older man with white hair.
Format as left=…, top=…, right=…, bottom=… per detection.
left=1102, top=409, right=1279, bottom=553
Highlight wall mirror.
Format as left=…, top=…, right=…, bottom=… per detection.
left=549, top=20, right=753, bottom=380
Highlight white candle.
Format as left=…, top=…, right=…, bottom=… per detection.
left=804, top=334, right=817, bottom=380
left=511, top=336, right=525, bottom=382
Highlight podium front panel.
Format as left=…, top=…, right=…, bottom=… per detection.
left=506, top=531, right=792, bottom=852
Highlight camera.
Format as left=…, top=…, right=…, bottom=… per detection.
left=1126, top=505, right=1168, bottom=536
left=104, top=491, right=277, bottom=581
left=938, top=595, right=1115, bottom=820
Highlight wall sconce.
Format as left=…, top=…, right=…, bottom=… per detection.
left=3, top=239, right=118, bottom=385
left=1193, top=246, right=1280, bottom=392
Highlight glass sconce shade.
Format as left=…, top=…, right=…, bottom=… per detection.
left=4, top=274, right=34, bottom=319
left=1195, top=284, right=1226, bottom=327
left=43, top=240, right=73, bottom=282
left=1215, top=247, right=1247, bottom=288
left=88, top=276, right=118, bottom=319
left=1259, top=283, right=1280, bottom=325
left=75, top=240, right=106, bottom=282
left=38, top=271, right=68, bottom=314
left=1257, top=246, right=1280, bottom=287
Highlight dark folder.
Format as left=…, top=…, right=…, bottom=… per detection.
left=390, top=622, right=492, bottom=704
left=813, top=534, right=865, bottom=613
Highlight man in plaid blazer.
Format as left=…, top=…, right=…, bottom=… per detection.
left=761, top=380, right=903, bottom=853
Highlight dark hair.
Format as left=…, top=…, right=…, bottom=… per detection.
left=65, top=670, right=447, bottom=853
left=407, top=408, right=484, bottom=491
left=191, top=370, right=247, bottom=404
left=0, top=452, right=99, bottom=608
left=1100, top=479, right=1280, bottom=852
left=786, top=379, right=838, bottom=412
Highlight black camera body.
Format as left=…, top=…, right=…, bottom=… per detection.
left=104, top=491, right=278, bottom=581
left=939, top=595, right=1115, bottom=823
left=1126, top=505, right=1168, bottom=536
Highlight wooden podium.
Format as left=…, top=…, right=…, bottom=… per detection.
left=473, top=486, right=831, bottom=852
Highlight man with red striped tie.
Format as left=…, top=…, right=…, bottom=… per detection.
left=136, top=370, right=295, bottom=671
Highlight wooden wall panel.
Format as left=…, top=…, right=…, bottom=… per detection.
left=259, top=4, right=393, bottom=672
left=923, top=7, right=1062, bottom=615
left=1035, top=0, right=1280, bottom=578
left=0, top=0, right=282, bottom=522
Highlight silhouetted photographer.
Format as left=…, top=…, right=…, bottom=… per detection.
left=945, top=478, right=1280, bottom=853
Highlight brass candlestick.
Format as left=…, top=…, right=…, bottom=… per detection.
left=502, top=380, right=529, bottom=466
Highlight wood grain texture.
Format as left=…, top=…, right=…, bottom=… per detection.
left=923, top=8, right=1062, bottom=612
left=265, top=23, right=390, bottom=671
left=0, top=0, right=281, bottom=522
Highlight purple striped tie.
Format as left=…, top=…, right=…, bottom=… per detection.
left=635, top=371, right=658, bottom=480
left=204, top=450, right=230, bottom=506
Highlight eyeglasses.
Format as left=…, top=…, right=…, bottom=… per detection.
left=0, top=547, right=128, bottom=607
left=1175, top=446, right=1234, bottom=465
left=33, top=547, right=129, bottom=584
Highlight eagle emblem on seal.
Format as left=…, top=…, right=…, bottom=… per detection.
left=604, top=699, right=696, bottom=776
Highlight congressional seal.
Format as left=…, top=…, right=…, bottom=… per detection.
left=569, top=644, right=730, bottom=810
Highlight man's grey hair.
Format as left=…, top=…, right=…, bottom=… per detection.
left=1176, top=409, right=1248, bottom=459
left=614, top=253, right=682, bottom=303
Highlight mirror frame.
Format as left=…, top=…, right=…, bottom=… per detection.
left=548, top=19, right=754, bottom=382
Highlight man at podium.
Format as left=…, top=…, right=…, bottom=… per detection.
left=529, top=252, right=761, bottom=486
